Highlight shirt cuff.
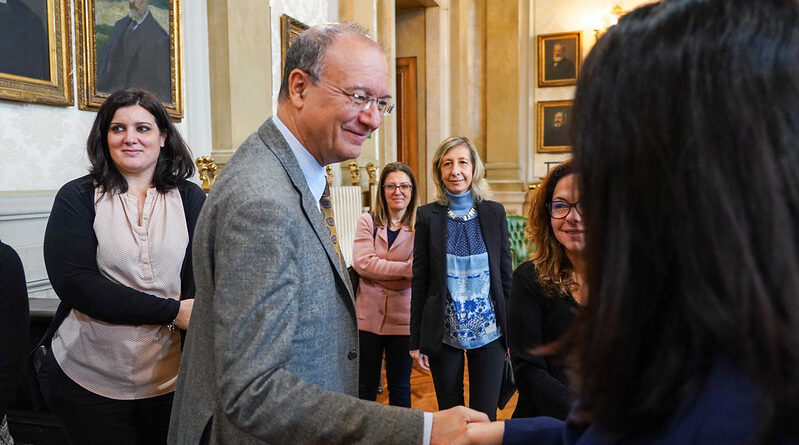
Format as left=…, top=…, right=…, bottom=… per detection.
left=423, top=412, right=433, bottom=445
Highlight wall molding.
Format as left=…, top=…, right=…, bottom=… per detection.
left=0, top=192, right=57, bottom=300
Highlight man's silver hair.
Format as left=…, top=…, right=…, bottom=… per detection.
left=277, top=22, right=379, bottom=101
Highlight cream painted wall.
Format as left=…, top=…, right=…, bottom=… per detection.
left=269, top=0, right=334, bottom=113
left=0, top=2, right=212, bottom=193
left=528, top=0, right=651, bottom=182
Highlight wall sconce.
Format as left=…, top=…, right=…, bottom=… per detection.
left=594, top=4, right=624, bottom=40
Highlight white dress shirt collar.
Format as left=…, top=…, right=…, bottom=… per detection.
left=271, top=115, right=327, bottom=210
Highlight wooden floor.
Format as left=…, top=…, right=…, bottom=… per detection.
left=375, top=359, right=518, bottom=419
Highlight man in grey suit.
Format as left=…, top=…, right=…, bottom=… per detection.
left=169, top=22, right=488, bottom=445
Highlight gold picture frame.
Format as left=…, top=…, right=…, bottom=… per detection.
left=537, top=31, right=581, bottom=88
left=537, top=100, right=573, bottom=153
left=280, top=14, right=309, bottom=74
left=75, top=0, right=183, bottom=120
left=0, top=0, right=73, bottom=106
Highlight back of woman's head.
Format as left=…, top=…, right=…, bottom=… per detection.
left=529, top=160, right=576, bottom=291
left=569, top=0, right=799, bottom=438
left=88, top=88, right=194, bottom=194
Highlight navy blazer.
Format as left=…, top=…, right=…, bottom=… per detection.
left=503, top=360, right=771, bottom=444
left=410, top=199, right=513, bottom=355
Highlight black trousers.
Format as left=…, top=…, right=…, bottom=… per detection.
left=358, top=330, right=412, bottom=407
left=429, top=338, right=505, bottom=420
left=36, top=346, right=173, bottom=445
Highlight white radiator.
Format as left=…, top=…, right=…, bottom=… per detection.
left=330, top=186, right=364, bottom=266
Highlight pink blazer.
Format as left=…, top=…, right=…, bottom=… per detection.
left=352, top=212, right=414, bottom=336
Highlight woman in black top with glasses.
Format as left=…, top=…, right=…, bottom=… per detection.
left=508, top=159, right=582, bottom=420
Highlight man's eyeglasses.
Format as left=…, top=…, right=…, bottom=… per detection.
left=383, top=183, right=413, bottom=193
left=319, top=78, right=395, bottom=116
left=546, top=200, right=582, bottom=219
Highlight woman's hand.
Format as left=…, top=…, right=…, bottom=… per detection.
left=465, top=421, right=505, bottom=445
left=174, top=299, right=194, bottom=330
left=410, top=349, right=430, bottom=370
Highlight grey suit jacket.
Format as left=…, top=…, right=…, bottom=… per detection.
left=168, top=118, right=424, bottom=444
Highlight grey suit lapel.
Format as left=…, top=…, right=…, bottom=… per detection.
left=257, top=118, right=354, bottom=300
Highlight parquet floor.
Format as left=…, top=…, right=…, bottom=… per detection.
left=375, top=359, right=518, bottom=420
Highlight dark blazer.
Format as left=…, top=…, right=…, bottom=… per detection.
left=410, top=200, right=513, bottom=355
left=545, top=57, right=576, bottom=81
left=502, top=360, right=767, bottom=445
left=508, top=261, right=577, bottom=419
left=0, top=240, right=29, bottom=419
left=96, top=10, right=170, bottom=101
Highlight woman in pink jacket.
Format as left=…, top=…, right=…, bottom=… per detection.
left=353, top=162, right=419, bottom=407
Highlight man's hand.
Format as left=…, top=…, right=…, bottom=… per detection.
left=431, top=406, right=489, bottom=445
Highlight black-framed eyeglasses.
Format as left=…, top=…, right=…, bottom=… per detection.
left=319, top=78, right=395, bottom=116
left=383, top=183, right=413, bottom=193
left=546, top=200, right=582, bottom=219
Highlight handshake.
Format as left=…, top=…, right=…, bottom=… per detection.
left=432, top=407, right=505, bottom=445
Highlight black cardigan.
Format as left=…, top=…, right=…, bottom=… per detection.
left=0, top=240, right=29, bottom=419
left=410, top=200, right=513, bottom=355
left=39, top=176, right=205, bottom=348
left=508, top=261, right=578, bottom=419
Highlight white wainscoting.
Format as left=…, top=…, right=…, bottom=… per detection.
left=0, top=192, right=57, bottom=300
left=330, top=186, right=366, bottom=267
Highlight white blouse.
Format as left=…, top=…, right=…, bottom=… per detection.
left=51, top=187, right=187, bottom=400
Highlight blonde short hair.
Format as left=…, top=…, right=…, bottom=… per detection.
left=431, top=136, right=491, bottom=205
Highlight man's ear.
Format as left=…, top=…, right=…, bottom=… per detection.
left=288, top=69, right=310, bottom=108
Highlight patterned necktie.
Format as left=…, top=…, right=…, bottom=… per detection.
left=319, top=184, right=343, bottom=266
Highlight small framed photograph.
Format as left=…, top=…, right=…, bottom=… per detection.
left=537, top=31, right=581, bottom=87
left=280, top=14, right=309, bottom=74
left=537, top=100, right=573, bottom=153
left=75, top=0, right=183, bottom=119
left=0, top=0, right=73, bottom=106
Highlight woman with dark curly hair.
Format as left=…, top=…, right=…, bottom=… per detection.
left=508, top=160, right=582, bottom=420
left=35, top=88, right=205, bottom=445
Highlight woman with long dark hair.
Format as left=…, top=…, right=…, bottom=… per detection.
left=466, top=0, right=799, bottom=443
left=36, top=88, right=205, bottom=445
left=508, top=160, right=582, bottom=420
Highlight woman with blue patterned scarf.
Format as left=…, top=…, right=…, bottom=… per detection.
left=410, top=136, right=513, bottom=420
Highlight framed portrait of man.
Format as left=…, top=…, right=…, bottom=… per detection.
left=0, top=0, right=72, bottom=105
left=537, top=100, right=573, bottom=153
left=537, top=31, right=581, bottom=87
left=75, top=0, right=183, bottom=119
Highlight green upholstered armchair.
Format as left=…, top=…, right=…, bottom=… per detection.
left=506, top=214, right=533, bottom=270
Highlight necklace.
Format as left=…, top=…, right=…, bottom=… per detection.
left=447, top=206, right=476, bottom=221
